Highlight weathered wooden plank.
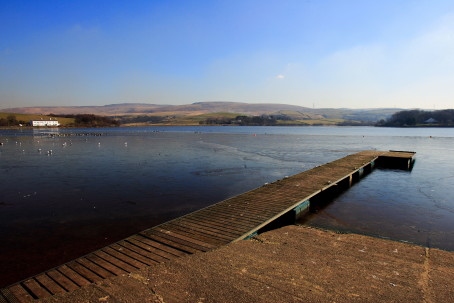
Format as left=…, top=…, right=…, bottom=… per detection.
left=46, top=269, right=79, bottom=292
left=139, top=231, right=201, bottom=254
left=94, top=250, right=137, bottom=273
left=22, top=278, right=51, bottom=299
left=101, top=247, right=145, bottom=270
left=85, top=254, right=127, bottom=276
left=128, top=235, right=187, bottom=258
left=196, top=203, right=277, bottom=222
left=216, top=195, right=292, bottom=209
left=166, top=220, right=236, bottom=242
left=66, top=261, right=103, bottom=283
left=191, top=203, right=263, bottom=220
left=169, top=217, right=244, bottom=238
left=164, top=222, right=231, bottom=244
left=57, top=265, right=91, bottom=287
left=76, top=258, right=115, bottom=279
left=154, top=227, right=217, bottom=250
left=109, top=243, right=158, bottom=266
left=183, top=214, right=258, bottom=233
left=6, top=284, right=33, bottom=303
left=148, top=229, right=212, bottom=252
left=125, top=237, right=177, bottom=260
left=118, top=240, right=168, bottom=263
left=172, top=216, right=246, bottom=236
left=34, top=274, right=66, bottom=295
left=385, top=151, right=415, bottom=158
left=200, top=203, right=278, bottom=220
left=204, top=203, right=287, bottom=220
left=201, top=201, right=284, bottom=218
left=182, top=211, right=257, bottom=232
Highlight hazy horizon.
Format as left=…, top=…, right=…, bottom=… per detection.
left=1, top=1, right=454, bottom=110
left=0, top=100, right=439, bottom=112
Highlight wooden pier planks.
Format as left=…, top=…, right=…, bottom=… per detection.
left=1, top=150, right=415, bottom=302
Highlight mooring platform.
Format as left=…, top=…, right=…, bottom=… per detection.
left=0, top=150, right=416, bottom=303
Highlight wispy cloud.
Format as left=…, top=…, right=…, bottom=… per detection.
left=66, top=23, right=101, bottom=40
left=292, top=11, right=454, bottom=108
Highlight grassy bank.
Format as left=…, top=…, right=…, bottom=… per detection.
left=0, top=113, right=75, bottom=127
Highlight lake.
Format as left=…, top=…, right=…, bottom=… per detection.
left=1, top=126, right=453, bottom=287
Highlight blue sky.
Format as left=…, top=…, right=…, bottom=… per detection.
left=1, top=0, right=454, bottom=109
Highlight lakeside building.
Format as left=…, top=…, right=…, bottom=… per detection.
left=424, top=118, right=438, bottom=124
left=31, top=120, right=60, bottom=127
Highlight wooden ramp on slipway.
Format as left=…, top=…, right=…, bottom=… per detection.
left=0, top=150, right=415, bottom=303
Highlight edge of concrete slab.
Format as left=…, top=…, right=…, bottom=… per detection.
left=36, top=225, right=454, bottom=303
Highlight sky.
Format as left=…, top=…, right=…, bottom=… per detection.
left=1, top=0, right=454, bottom=109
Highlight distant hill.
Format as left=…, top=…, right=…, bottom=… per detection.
left=1, top=102, right=402, bottom=125
left=2, top=102, right=317, bottom=116
left=1, top=103, right=164, bottom=116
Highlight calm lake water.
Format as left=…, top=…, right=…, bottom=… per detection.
left=1, top=126, right=453, bottom=287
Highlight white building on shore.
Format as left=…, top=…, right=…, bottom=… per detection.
left=31, top=120, right=60, bottom=127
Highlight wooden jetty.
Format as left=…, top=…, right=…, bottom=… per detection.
left=0, top=150, right=415, bottom=303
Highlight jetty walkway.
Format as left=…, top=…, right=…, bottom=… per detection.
left=0, top=150, right=415, bottom=303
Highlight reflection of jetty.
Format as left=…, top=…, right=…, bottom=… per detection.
left=1, top=150, right=416, bottom=302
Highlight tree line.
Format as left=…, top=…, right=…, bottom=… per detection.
left=201, top=114, right=293, bottom=126
left=376, top=109, right=454, bottom=127
left=0, top=114, right=119, bottom=127
left=0, top=115, right=27, bottom=127
left=50, top=114, right=120, bottom=127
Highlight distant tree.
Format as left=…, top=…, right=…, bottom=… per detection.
left=71, top=114, right=119, bottom=127
left=379, top=109, right=454, bottom=127
left=118, top=115, right=166, bottom=124
left=7, top=115, right=18, bottom=126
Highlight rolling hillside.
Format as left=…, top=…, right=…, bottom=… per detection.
left=1, top=102, right=401, bottom=126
